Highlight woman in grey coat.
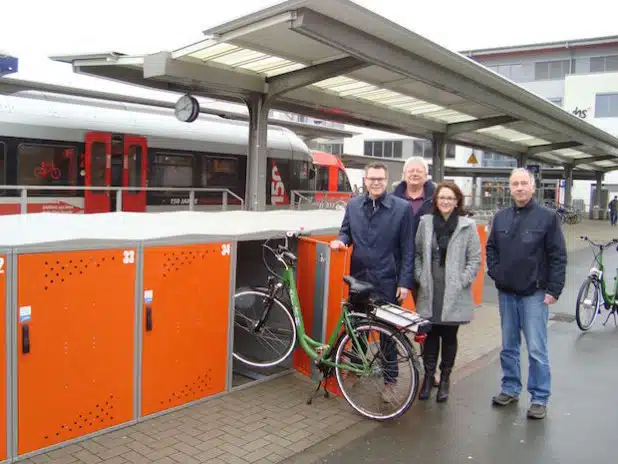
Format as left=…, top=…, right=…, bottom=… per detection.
left=414, top=181, right=482, bottom=403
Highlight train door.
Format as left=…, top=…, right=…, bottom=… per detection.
left=84, top=132, right=111, bottom=213
left=122, top=136, right=147, bottom=212
left=84, top=132, right=148, bottom=213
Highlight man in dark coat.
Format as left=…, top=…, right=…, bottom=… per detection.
left=330, top=162, right=415, bottom=401
left=392, top=156, right=435, bottom=303
left=392, top=156, right=436, bottom=236
left=487, top=168, right=566, bottom=420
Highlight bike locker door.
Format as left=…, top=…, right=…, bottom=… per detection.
left=123, top=136, right=148, bottom=212
left=84, top=132, right=111, bottom=213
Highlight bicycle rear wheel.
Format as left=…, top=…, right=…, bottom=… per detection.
left=333, top=320, right=419, bottom=421
left=233, top=290, right=297, bottom=368
left=575, top=278, right=600, bottom=331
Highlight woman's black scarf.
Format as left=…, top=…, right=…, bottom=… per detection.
left=433, top=211, right=459, bottom=267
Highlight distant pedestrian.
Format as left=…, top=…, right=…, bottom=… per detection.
left=414, top=181, right=482, bottom=403
left=486, top=168, right=566, bottom=420
left=609, top=196, right=617, bottom=226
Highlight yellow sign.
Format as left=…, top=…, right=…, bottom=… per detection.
left=467, top=153, right=479, bottom=164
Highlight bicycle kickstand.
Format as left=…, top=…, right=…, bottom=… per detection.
left=602, top=307, right=618, bottom=327
left=306, top=374, right=330, bottom=405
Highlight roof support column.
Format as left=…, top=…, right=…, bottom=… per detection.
left=517, top=154, right=528, bottom=168
left=563, top=165, right=573, bottom=207
left=431, top=133, right=446, bottom=183
left=246, top=93, right=271, bottom=211
left=594, top=171, right=604, bottom=214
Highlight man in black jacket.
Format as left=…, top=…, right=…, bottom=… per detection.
left=486, top=168, right=566, bottom=420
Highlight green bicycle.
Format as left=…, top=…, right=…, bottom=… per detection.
left=232, top=231, right=432, bottom=420
left=575, top=235, right=618, bottom=331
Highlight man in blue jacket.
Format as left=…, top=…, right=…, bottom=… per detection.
left=486, top=168, right=567, bottom=420
left=331, top=162, right=415, bottom=400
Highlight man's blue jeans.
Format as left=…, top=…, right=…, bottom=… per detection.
left=498, top=290, right=551, bottom=405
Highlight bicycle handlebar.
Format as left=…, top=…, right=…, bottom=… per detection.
left=580, top=236, right=618, bottom=248
left=261, top=229, right=311, bottom=268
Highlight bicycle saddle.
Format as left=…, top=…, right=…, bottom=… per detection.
left=343, top=276, right=375, bottom=296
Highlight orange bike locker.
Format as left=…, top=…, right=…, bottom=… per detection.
left=16, top=247, right=137, bottom=456
left=140, top=242, right=232, bottom=416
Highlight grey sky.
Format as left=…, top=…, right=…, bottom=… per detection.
left=2, top=0, right=616, bottom=93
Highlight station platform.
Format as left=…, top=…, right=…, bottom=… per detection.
left=8, top=216, right=615, bottom=464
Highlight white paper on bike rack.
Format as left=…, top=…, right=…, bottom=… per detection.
left=373, top=303, right=425, bottom=332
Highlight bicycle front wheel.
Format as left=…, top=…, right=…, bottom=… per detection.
left=575, top=278, right=600, bottom=331
left=333, top=320, right=419, bottom=421
left=233, top=290, right=297, bottom=368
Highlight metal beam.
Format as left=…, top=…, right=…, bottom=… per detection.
left=338, top=154, right=601, bottom=180
left=290, top=8, right=612, bottom=151
left=280, top=86, right=445, bottom=135
left=446, top=115, right=518, bottom=137
left=266, top=56, right=367, bottom=97
left=143, top=52, right=266, bottom=95
left=572, top=154, right=615, bottom=165
left=526, top=141, right=582, bottom=155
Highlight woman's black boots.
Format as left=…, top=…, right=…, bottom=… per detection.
left=436, top=342, right=457, bottom=403
left=419, top=334, right=439, bottom=400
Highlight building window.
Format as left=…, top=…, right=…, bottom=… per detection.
left=364, top=140, right=403, bottom=158
left=481, top=152, right=517, bottom=168
left=590, top=55, right=618, bottom=73
left=534, top=60, right=573, bottom=81
left=411, top=139, right=455, bottom=159
left=317, top=142, right=343, bottom=155
left=595, top=93, right=618, bottom=118
left=487, top=63, right=524, bottom=82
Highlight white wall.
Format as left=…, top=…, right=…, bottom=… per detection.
left=563, top=72, right=618, bottom=209
left=564, top=71, right=618, bottom=131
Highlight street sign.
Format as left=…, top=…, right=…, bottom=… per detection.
left=0, top=54, right=18, bottom=76
left=467, top=153, right=479, bottom=164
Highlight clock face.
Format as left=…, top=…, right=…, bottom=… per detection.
left=175, top=95, right=199, bottom=123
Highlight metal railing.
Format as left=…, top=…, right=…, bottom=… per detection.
left=0, top=185, right=244, bottom=213
left=290, top=190, right=352, bottom=211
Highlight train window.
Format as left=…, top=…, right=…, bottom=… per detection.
left=203, top=157, right=238, bottom=188
left=0, top=141, right=6, bottom=190
left=127, top=145, right=143, bottom=194
left=291, top=160, right=311, bottom=191
left=18, top=143, right=78, bottom=196
left=315, top=166, right=329, bottom=191
left=150, top=153, right=194, bottom=187
left=337, top=169, right=352, bottom=192
left=90, top=142, right=107, bottom=187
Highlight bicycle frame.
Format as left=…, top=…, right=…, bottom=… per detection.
left=587, top=243, right=617, bottom=306
left=280, top=265, right=371, bottom=375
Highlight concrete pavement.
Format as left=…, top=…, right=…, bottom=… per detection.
left=17, top=218, right=617, bottom=464
left=311, top=318, right=618, bottom=464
